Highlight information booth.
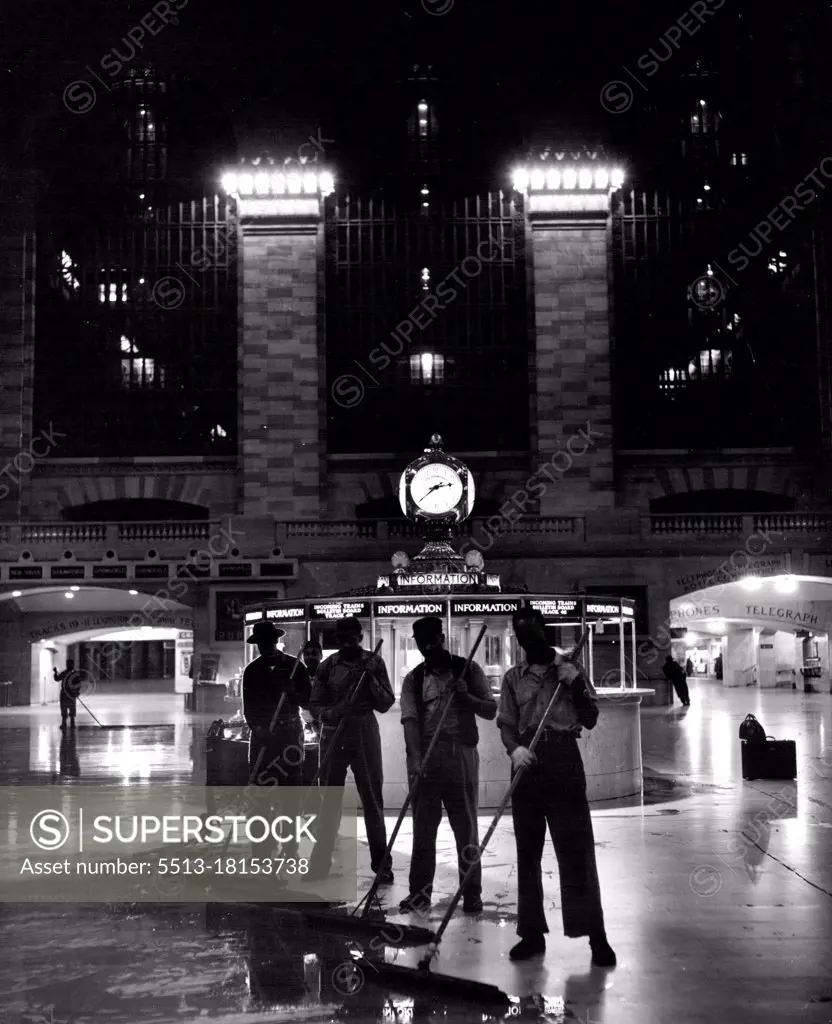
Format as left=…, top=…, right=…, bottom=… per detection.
left=241, top=593, right=648, bottom=807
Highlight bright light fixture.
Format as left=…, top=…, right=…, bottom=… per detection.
left=286, top=175, right=302, bottom=194
left=271, top=173, right=286, bottom=194
left=129, top=589, right=138, bottom=595
left=221, top=167, right=335, bottom=198
left=70, top=586, right=80, bottom=592
left=708, top=619, right=727, bottom=632
left=12, top=590, right=21, bottom=598
left=237, top=174, right=254, bottom=195
left=739, top=576, right=763, bottom=591
left=319, top=171, right=335, bottom=195
left=684, top=631, right=698, bottom=644
left=64, top=592, right=74, bottom=599
left=221, top=173, right=237, bottom=194
left=254, top=173, right=269, bottom=195
left=512, top=168, right=529, bottom=191
left=514, top=165, right=624, bottom=192
left=775, top=575, right=798, bottom=594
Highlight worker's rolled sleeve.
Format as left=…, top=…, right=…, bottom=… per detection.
left=496, top=667, right=520, bottom=732
left=399, top=671, right=418, bottom=724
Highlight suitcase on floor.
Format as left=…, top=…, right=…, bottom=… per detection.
left=206, top=720, right=250, bottom=812
left=741, top=738, right=797, bottom=780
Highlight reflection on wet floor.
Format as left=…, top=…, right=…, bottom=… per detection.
left=1, top=683, right=831, bottom=1024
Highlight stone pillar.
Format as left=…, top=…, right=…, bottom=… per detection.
left=0, top=601, right=30, bottom=705
left=527, top=179, right=615, bottom=513
left=236, top=184, right=327, bottom=519
left=724, top=628, right=758, bottom=687
left=0, top=173, right=37, bottom=521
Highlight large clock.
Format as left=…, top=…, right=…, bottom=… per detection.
left=398, top=434, right=475, bottom=523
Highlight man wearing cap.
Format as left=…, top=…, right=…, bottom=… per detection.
left=398, top=615, right=497, bottom=915
left=243, top=620, right=311, bottom=860
left=499, top=608, right=616, bottom=966
left=308, top=617, right=395, bottom=882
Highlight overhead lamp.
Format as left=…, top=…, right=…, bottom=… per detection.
left=286, top=175, right=303, bottom=194
left=775, top=575, right=797, bottom=594
left=254, top=173, right=269, bottom=195
left=708, top=619, right=727, bottom=632
left=303, top=173, right=318, bottom=194
left=64, top=592, right=74, bottom=599
left=530, top=168, right=545, bottom=190
left=562, top=169, right=577, bottom=189
left=610, top=168, right=625, bottom=188
left=12, top=590, right=21, bottom=598
left=684, top=631, right=698, bottom=644
left=739, top=576, right=762, bottom=591
left=129, top=589, right=139, bottom=596
left=319, top=171, right=335, bottom=196
left=237, top=174, right=254, bottom=195
left=512, top=168, right=529, bottom=191
left=594, top=168, right=609, bottom=189
left=220, top=173, right=237, bottom=194
left=578, top=168, right=593, bottom=189
left=70, top=586, right=80, bottom=592
left=546, top=169, right=561, bottom=190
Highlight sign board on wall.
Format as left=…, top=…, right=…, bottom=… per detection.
left=451, top=599, right=523, bottom=616
left=675, top=556, right=788, bottom=594
left=310, top=601, right=371, bottom=620
left=215, top=591, right=279, bottom=642
left=28, top=612, right=194, bottom=642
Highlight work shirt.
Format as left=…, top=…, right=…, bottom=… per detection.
left=310, top=649, right=394, bottom=723
left=55, top=669, right=83, bottom=703
left=400, top=659, right=494, bottom=744
left=242, top=653, right=311, bottom=731
left=497, top=659, right=598, bottom=749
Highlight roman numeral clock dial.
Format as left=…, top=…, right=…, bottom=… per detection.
left=411, top=464, right=463, bottom=515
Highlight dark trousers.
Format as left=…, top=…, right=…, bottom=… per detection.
left=410, top=738, right=481, bottom=900
left=311, top=714, right=388, bottom=873
left=60, top=699, right=76, bottom=726
left=248, top=723, right=304, bottom=859
left=511, top=733, right=605, bottom=940
left=670, top=674, right=690, bottom=704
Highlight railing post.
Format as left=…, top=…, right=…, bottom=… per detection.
left=378, top=520, right=389, bottom=542
left=742, top=514, right=755, bottom=538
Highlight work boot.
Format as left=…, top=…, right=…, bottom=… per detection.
left=398, top=892, right=431, bottom=914
left=462, top=897, right=483, bottom=914
left=589, top=933, right=617, bottom=967
left=509, top=935, right=546, bottom=961
left=375, top=866, right=394, bottom=886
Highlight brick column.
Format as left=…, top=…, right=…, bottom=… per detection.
left=0, top=172, right=37, bottom=521
left=237, top=191, right=326, bottom=519
left=528, top=186, right=615, bottom=513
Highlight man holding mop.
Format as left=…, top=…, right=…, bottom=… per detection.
left=308, top=617, right=395, bottom=883
left=399, top=615, right=497, bottom=915
left=499, top=608, right=616, bottom=966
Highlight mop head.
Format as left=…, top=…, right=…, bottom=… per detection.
left=368, top=959, right=509, bottom=1006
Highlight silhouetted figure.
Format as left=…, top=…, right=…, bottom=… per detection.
left=242, top=620, right=311, bottom=862
left=53, top=659, right=83, bottom=729
left=714, top=654, right=723, bottom=680
left=686, top=657, right=694, bottom=677
left=662, top=656, right=690, bottom=706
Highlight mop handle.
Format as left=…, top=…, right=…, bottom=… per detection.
left=425, top=627, right=591, bottom=954
left=310, top=639, right=384, bottom=788
left=76, top=694, right=104, bottom=729
left=355, top=624, right=488, bottom=919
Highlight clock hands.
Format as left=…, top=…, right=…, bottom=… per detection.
left=420, top=481, right=452, bottom=503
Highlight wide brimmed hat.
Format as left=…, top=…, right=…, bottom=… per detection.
left=334, top=616, right=363, bottom=636
left=247, top=620, right=286, bottom=643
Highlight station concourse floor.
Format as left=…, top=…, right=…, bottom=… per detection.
left=0, top=681, right=830, bottom=1024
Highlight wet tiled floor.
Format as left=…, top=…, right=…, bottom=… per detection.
left=0, top=681, right=830, bottom=1024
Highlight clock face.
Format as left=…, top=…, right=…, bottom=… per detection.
left=410, top=463, right=464, bottom=515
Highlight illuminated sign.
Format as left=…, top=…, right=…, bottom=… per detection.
left=397, top=573, right=479, bottom=587
left=530, top=599, right=580, bottom=618
left=310, top=601, right=371, bottom=620
left=135, top=565, right=170, bottom=578
left=244, top=605, right=306, bottom=623
left=50, top=566, right=85, bottom=579
left=450, top=599, right=522, bottom=616
left=377, top=576, right=391, bottom=589
left=375, top=601, right=447, bottom=617
left=485, top=574, right=501, bottom=588
left=586, top=601, right=635, bottom=618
